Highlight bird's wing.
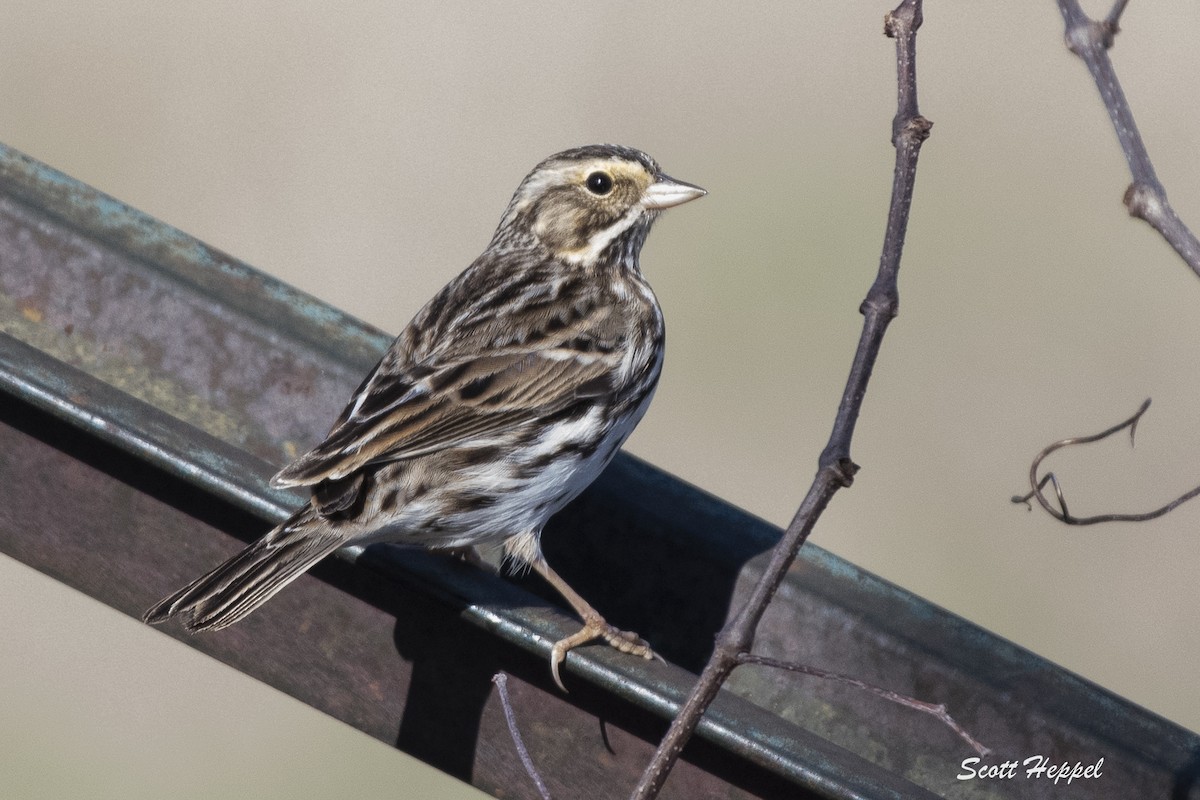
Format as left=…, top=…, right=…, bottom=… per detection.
left=271, top=299, right=627, bottom=489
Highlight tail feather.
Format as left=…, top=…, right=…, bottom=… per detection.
left=143, top=507, right=348, bottom=632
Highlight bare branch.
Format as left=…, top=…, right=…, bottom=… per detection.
left=492, top=673, right=553, bottom=800
left=629, top=3, right=931, bottom=797
left=1012, top=399, right=1200, bottom=524
left=735, top=653, right=991, bottom=758
left=1056, top=0, right=1200, bottom=276
left=1104, top=0, right=1131, bottom=30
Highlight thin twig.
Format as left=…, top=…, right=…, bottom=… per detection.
left=735, top=653, right=991, bottom=757
left=1012, top=399, right=1200, bottom=524
left=629, top=3, right=931, bottom=797
left=1104, top=0, right=1131, bottom=30
left=1056, top=0, right=1200, bottom=277
left=492, top=673, right=553, bottom=800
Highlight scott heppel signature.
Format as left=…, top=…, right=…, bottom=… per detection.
left=958, top=755, right=1104, bottom=786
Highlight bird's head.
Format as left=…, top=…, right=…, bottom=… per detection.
left=493, top=144, right=705, bottom=268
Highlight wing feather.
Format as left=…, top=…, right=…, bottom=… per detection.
left=272, top=294, right=626, bottom=488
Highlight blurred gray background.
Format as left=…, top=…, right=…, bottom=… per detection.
left=3, top=2, right=1199, bottom=798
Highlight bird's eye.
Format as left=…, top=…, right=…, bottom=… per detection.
left=585, top=171, right=614, bottom=196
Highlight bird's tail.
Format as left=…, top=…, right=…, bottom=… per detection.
left=143, top=505, right=347, bottom=632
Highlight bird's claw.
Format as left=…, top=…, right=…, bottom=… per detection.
left=549, top=619, right=656, bottom=691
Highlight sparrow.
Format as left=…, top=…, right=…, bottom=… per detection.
left=144, top=144, right=705, bottom=690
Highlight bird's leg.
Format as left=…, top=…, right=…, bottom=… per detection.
left=528, top=558, right=657, bottom=691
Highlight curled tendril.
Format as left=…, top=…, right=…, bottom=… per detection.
left=1012, top=399, right=1200, bottom=524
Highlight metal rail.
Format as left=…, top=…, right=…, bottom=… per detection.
left=1, top=142, right=1195, bottom=799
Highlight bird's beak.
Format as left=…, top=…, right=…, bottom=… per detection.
left=643, top=173, right=707, bottom=210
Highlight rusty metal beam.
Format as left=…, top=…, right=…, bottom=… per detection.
left=2, top=141, right=1197, bottom=799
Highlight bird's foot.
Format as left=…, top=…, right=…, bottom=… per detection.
left=549, top=616, right=659, bottom=691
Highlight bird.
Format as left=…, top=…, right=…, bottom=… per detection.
left=143, top=144, right=705, bottom=691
